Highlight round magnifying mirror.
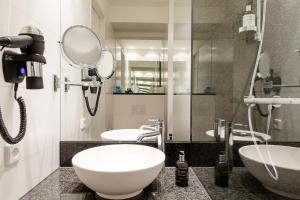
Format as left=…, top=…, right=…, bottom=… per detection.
left=96, top=50, right=115, bottom=79
left=61, top=25, right=104, bottom=69
left=259, top=52, right=271, bottom=79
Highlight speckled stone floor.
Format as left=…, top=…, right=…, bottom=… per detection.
left=21, top=167, right=211, bottom=200
left=192, top=167, right=295, bottom=200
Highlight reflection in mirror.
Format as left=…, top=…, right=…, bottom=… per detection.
left=114, top=40, right=167, bottom=94
left=61, top=25, right=104, bottom=69
left=96, top=50, right=115, bottom=80
left=60, top=0, right=192, bottom=142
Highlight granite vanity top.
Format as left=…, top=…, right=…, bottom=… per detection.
left=21, top=166, right=294, bottom=200
left=193, top=167, right=294, bottom=200
left=21, top=167, right=211, bottom=200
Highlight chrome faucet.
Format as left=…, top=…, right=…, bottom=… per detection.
left=215, top=119, right=261, bottom=173
left=225, top=121, right=234, bottom=172
left=214, top=119, right=225, bottom=142
left=137, top=118, right=165, bottom=152
left=214, top=119, right=239, bottom=172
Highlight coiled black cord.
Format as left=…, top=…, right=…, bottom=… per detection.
left=82, top=86, right=101, bottom=116
left=0, top=83, right=27, bottom=144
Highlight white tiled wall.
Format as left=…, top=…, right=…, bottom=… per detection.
left=0, top=0, right=60, bottom=199
left=113, top=95, right=165, bottom=129
left=60, top=0, right=93, bottom=141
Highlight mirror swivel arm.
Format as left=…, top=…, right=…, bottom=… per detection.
left=64, top=77, right=102, bottom=92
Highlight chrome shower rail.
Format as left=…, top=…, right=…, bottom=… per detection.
left=244, top=97, right=300, bottom=105
left=272, top=84, right=300, bottom=88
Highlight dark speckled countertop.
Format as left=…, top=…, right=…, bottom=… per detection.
left=21, top=167, right=211, bottom=200
left=192, top=167, right=294, bottom=200
left=21, top=167, right=295, bottom=200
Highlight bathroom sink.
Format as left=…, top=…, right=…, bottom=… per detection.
left=239, top=145, right=300, bottom=199
left=101, top=129, right=156, bottom=141
left=206, top=129, right=271, bottom=142
left=72, top=144, right=165, bottom=199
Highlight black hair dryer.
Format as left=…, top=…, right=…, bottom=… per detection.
left=1, top=26, right=46, bottom=89
left=0, top=26, right=46, bottom=144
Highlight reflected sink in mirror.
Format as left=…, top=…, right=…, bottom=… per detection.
left=72, top=144, right=165, bottom=199
left=206, top=129, right=271, bottom=142
left=101, top=129, right=157, bottom=141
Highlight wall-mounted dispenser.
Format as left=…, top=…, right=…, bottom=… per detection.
left=0, top=26, right=46, bottom=144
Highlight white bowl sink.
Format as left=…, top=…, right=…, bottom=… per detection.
left=206, top=129, right=271, bottom=142
left=239, top=145, right=300, bottom=199
left=101, top=129, right=156, bottom=141
left=72, top=144, right=165, bottom=199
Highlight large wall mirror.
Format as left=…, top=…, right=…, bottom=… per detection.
left=60, top=0, right=298, bottom=143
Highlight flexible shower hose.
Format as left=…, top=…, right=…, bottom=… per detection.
left=83, top=86, right=101, bottom=116
left=248, top=0, right=279, bottom=181
left=0, top=83, right=27, bottom=144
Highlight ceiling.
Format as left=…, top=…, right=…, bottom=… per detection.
left=118, top=40, right=165, bottom=50
left=112, top=22, right=167, bottom=33
left=108, top=0, right=168, bottom=7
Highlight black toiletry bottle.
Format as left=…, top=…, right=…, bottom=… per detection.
left=215, top=152, right=228, bottom=187
left=175, top=151, right=189, bottom=187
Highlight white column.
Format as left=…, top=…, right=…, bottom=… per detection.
left=167, top=0, right=174, bottom=136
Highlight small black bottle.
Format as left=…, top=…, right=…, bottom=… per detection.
left=215, top=152, right=229, bottom=187
left=175, top=151, right=189, bottom=187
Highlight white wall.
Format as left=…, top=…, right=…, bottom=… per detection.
left=60, top=0, right=93, bottom=141
left=0, top=0, right=60, bottom=199
left=113, top=95, right=165, bottom=129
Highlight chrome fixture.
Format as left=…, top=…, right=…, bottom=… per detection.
left=53, top=75, right=60, bottom=92
left=64, top=77, right=102, bottom=92
left=137, top=118, right=165, bottom=153
left=214, top=119, right=267, bottom=173
left=225, top=122, right=233, bottom=172
left=214, top=119, right=225, bottom=142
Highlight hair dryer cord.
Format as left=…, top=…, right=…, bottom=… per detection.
left=0, top=83, right=27, bottom=144
left=83, top=86, right=101, bottom=116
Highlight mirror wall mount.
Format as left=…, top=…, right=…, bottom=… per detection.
left=60, top=25, right=115, bottom=117
left=53, top=74, right=60, bottom=92
left=64, top=77, right=102, bottom=93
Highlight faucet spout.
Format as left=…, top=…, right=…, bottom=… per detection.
left=136, top=131, right=160, bottom=142
left=137, top=119, right=165, bottom=153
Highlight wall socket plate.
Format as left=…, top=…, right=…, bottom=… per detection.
left=4, top=144, right=20, bottom=166
left=131, top=105, right=146, bottom=115
left=273, top=118, right=283, bottom=130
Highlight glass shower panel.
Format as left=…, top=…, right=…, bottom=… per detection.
left=192, top=0, right=245, bottom=141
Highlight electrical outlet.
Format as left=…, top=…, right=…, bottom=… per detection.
left=80, top=117, right=86, bottom=131
left=131, top=105, right=146, bottom=115
left=4, top=144, right=20, bottom=166
left=273, top=118, right=283, bottom=130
